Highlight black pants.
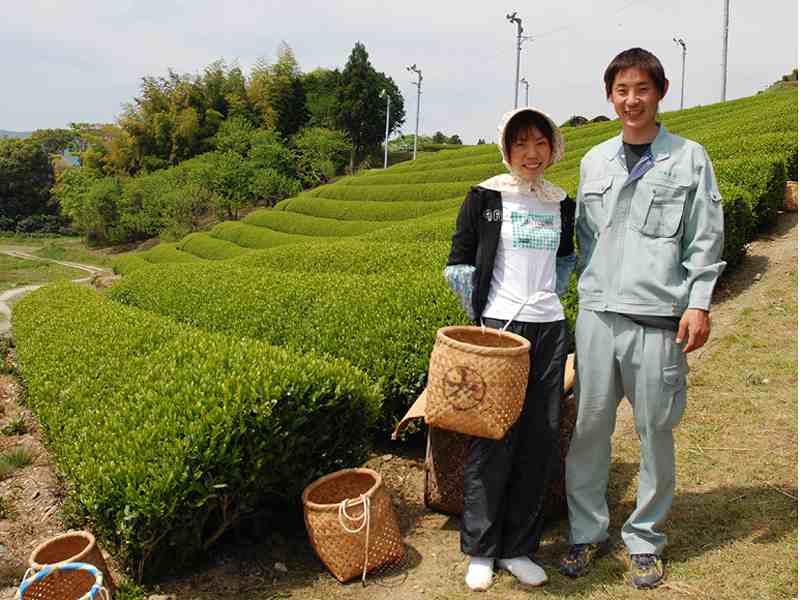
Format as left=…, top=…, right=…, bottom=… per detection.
left=460, top=318, right=567, bottom=558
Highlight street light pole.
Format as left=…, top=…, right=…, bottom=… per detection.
left=673, top=37, right=687, bottom=110
left=520, top=77, right=530, bottom=106
left=379, top=89, right=390, bottom=169
left=506, top=12, right=524, bottom=109
left=721, top=0, right=730, bottom=101
left=407, top=64, right=423, bottom=160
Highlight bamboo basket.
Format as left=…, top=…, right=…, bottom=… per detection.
left=425, top=391, right=577, bottom=521
left=15, top=562, right=109, bottom=600
left=28, top=532, right=115, bottom=597
left=302, top=468, right=405, bottom=583
left=425, top=325, right=530, bottom=439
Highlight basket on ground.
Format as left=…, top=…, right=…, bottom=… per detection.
left=15, top=562, right=109, bottom=600
left=302, top=468, right=405, bottom=583
left=425, top=325, right=530, bottom=439
left=28, top=531, right=115, bottom=596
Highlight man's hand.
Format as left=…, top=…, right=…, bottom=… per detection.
left=676, top=308, right=711, bottom=353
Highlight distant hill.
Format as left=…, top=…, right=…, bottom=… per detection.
left=0, top=130, right=31, bottom=139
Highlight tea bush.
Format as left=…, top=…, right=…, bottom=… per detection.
left=209, top=221, right=319, bottom=249
left=276, top=195, right=462, bottom=221
left=178, top=232, right=251, bottom=260
left=15, top=283, right=380, bottom=579
left=109, top=263, right=467, bottom=431
left=243, top=209, right=388, bottom=237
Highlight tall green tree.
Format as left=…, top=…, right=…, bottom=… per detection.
left=336, top=42, right=404, bottom=172
left=0, top=139, right=55, bottom=226
left=302, top=68, right=342, bottom=129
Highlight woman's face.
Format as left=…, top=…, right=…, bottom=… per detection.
left=509, top=126, right=552, bottom=182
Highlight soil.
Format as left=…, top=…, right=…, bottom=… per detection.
left=0, top=211, right=796, bottom=599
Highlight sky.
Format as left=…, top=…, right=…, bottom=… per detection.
left=2, top=0, right=797, bottom=144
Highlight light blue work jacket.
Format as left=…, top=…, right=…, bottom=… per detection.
left=576, top=125, right=725, bottom=316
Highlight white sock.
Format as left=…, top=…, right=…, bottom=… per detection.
left=465, top=557, right=494, bottom=591
left=497, top=556, right=547, bottom=587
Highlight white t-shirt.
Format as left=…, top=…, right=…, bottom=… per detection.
left=482, top=190, right=564, bottom=323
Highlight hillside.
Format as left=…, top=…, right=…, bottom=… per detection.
left=0, top=130, right=31, bottom=139
left=6, top=88, right=797, bottom=582
left=116, top=88, right=797, bottom=274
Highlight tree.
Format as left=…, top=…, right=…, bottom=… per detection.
left=29, top=128, right=79, bottom=155
left=0, top=139, right=55, bottom=226
left=336, top=42, right=405, bottom=172
left=447, top=134, right=463, bottom=145
left=432, top=131, right=447, bottom=144
left=302, top=68, right=342, bottom=129
left=591, top=115, right=611, bottom=123
left=291, top=127, right=350, bottom=186
left=477, top=138, right=486, bottom=145
left=562, top=115, right=589, bottom=128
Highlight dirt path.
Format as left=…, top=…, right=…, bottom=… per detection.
left=0, top=213, right=795, bottom=599
left=0, top=250, right=110, bottom=335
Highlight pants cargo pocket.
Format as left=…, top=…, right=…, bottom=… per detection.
left=656, top=364, right=688, bottom=430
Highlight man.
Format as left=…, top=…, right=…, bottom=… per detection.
left=559, top=48, right=725, bottom=589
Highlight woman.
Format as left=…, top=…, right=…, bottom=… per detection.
left=444, top=107, right=575, bottom=591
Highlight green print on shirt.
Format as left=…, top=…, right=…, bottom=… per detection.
left=511, top=211, right=559, bottom=251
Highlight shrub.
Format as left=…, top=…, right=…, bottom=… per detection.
left=277, top=194, right=462, bottom=221
left=243, top=209, right=387, bottom=237
left=308, top=181, right=473, bottom=203
left=718, top=182, right=755, bottom=268
left=178, top=232, right=251, bottom=260
left=233, top=239, right=451, bottom=275
left=248, top=169, right=302, bottom=207
left=14, top=283, right=381, bottom=579
left=109, top=263, right=467, bottom=432
left=291, top=127, right=350, bottom=186
left=715, top=154, right=787, bottom=229
left=210, top=221, right=319, bottom=249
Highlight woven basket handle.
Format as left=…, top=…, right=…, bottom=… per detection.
left=337, top=494, right=372, bottom=586
left=480, top=294, right=536, bottom=334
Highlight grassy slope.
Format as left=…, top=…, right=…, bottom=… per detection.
left=119, top=89, right=796, bottom=271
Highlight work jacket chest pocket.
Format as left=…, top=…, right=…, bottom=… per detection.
left=579, top=177, right=612, bottom=228
left=636, top=179, right=689, bottom=238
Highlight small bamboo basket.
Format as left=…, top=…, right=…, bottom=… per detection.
left=15, top=562, right=109, bottom=600
left=302, top=468, right=405, bottom=583
left=425, top=325, right=530, bottom=439
left=28, top=532, right=115, bottom=597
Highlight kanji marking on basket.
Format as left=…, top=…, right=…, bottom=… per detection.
left=443, top=366, right=486, bottom=410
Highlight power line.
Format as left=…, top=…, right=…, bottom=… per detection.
left=529, top=0, right=651, bottom=40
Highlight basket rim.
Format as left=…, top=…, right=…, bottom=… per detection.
left=301, top=468, right=382, bottom=511
left=436, top=325, right=531, bottom=355
left=28, top=530, right=96, bottom=569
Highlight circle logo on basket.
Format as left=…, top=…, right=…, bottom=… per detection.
left=443, top=366, right=486, bottom=410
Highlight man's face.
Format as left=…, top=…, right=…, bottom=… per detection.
left=608, top=67, right=665, bottom=134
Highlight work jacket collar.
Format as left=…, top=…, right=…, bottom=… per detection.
left=602, top=123, right=672, bottom=163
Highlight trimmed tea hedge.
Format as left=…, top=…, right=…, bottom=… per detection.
left=309, top=181, right=473, bottom=203
left=109, top=263, right=467, bottom=432
left=14, top=283, right=381, bottom=579
left=243, top=209, right=389, bottom=237
left=275, top=194, right=463, bottom=221
left=210, top=221, right=320, bottom=249
left=179, top=232, right=251, bottom=260
left=233, top=239, right=451, bottom=276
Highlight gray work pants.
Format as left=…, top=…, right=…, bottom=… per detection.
left=565, top=309, right=688, bottom=555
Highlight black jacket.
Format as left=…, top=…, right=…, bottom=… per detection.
left=446, top=186, right=575, bottom=321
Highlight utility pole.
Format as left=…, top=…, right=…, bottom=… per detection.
left=379, top=89, right=390, bottom=169
left=406, top=64, right=423, bottom=160
left=520, top=77, right=530, bottom=106
left=506, top=12, right=524, bottom=109
left=721, top=0, right=730, bottom=101
left=672, top=37, right=687, bottom=110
